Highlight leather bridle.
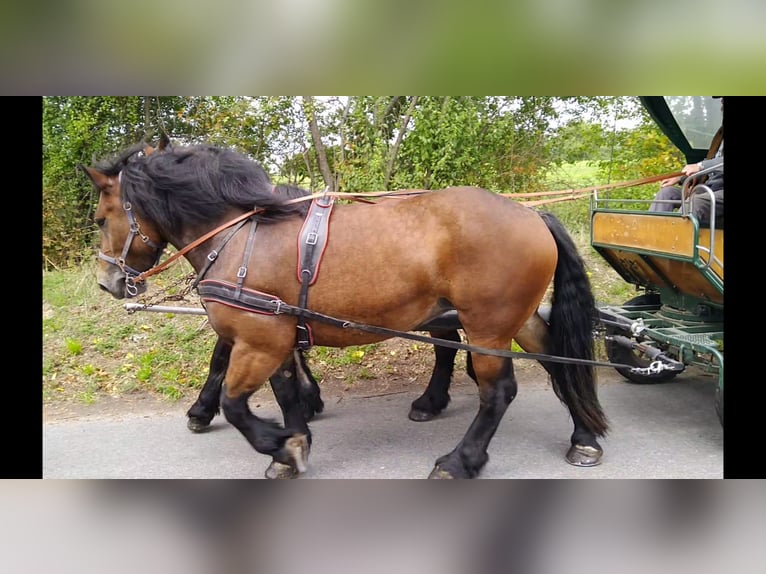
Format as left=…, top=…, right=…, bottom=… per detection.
left=98, top=195, right=166, bottom=297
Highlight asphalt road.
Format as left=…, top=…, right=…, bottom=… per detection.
left=43, top=369, right=723, bottom=479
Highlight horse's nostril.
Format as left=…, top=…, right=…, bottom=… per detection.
left=99, top=284, right=109, bottom=293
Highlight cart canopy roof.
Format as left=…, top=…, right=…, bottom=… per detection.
left=639, top=96, right=723, bottom=164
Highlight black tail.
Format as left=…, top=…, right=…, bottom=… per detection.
left=539, top=212, right=608, bottom=437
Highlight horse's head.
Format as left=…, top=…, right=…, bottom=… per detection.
left=79, top=155, right=166, bottom=299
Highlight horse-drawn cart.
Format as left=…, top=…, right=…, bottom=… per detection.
left=591, top=96, right=724, bottom=425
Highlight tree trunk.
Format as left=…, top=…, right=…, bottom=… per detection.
left=143, top=97, right=153, bottom=141
left=384, top=96, right=419, bottom=190
left=302, top=96, right=334, bottom=191
left=338, top=97, right=353, bottom=165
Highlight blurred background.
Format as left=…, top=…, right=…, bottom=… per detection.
left=2, top=480, right=763, bottom=574
left=4, top=0, right=765, bottom=93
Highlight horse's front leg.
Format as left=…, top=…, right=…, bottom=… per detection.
left=221, top=345, right=311, bottom=479
left=265, top=352, right=316, bottom=478
left=187, top=337, right=230, bottom=432
left=188, top=342, right=324, bottom=433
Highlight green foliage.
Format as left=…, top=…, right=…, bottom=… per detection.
left=80, top=364, right=96, bottom=377
left=43, top=261, right=218, bottom=402
left=553, top=121, right=611, bottom=163
left=43, top=97, right=146, bottom=268
left=44, top=96, right=661, bottom=269
left=393, top=96, right=555, bottom=193
left=309, top=344, right=380, bottom=367
left=66, top=339, right=83, bottom=355
left=595, top=114, right=684, bottom=202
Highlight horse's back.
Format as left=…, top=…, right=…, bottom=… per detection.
left=299, top=187, right=557, bottom=339
left=338, top=186, right=549, bottom=247
left=323, top=187, right=553, bottom=279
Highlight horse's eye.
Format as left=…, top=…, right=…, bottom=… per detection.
left=95, top=217, right=106, bottom=228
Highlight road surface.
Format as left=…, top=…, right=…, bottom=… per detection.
left=43, top=367, right=723, bottom=479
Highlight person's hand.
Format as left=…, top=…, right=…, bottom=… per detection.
left=681, top=163, right=702, bottom=177
left=660, top=175, right=682, bottom=187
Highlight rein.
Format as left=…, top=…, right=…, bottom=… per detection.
left=195, top=280, right=668, bottom=373
left=128, top=208, right=260, bottom=288
left=277, top=171, right=685, bottom=208
left=122, top=171, right=683, bottom=288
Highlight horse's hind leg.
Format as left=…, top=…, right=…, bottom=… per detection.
left=429, top=354, right=517, bottom=479
left=515, top=313, right=603, bottom=466
left=409, top=329, right=476, bottom=422
left=187, top=337, right=230, bottom=432
left=221, top=347, right=311, bottom=479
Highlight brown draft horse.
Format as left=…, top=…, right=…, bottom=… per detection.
left=138, top=137, right=472, bottom=431
left=81, top=142, right=608, bottom=479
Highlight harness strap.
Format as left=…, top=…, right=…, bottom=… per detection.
left=196, top=279, right=640, bottom=370
left=136, top=208, right=258, bottom=285
left=235, top=219, right=259, bottom=299
left=295, top=193, right=336, bottom=350
left=101, top=202, right=166, bottom=296
left=190, top=217, right=252, bottom=291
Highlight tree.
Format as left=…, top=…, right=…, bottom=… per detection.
left=302, top=96, right=335, bottom=191
left=43, top=96, right=145, bottom=267
left=43, top=96, right=657, bottom=269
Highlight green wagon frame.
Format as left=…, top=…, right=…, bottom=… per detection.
left=591, top=96, right=723, bottom=425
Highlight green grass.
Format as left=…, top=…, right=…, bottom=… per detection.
left=544, top=160, right=602, bottom=189
left=43, top=259, right=218, bottom=403
left=309, top=344, right=380, bottom=368
left=65, top=339, right=83, bottom=355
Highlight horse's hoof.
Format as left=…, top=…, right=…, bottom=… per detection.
left=187, top=417, right=212, bottom=433
left=265, top=434, right=310, bottom=479
left=408, top=409, right=436, bottom=422
left=285, top=433, right=310, bottom=474
left=565, top=444, right=603, bottom=467
left=265, top=461, right=299, bottom=479
left=428, top=466, right=455, bottom=479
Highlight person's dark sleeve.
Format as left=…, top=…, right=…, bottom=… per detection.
left=699, top=157, right=723, bottom=171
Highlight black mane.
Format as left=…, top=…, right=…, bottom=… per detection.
left=95, top=142, right=147, bottom=177
left=115, top=144, right=310, bottom=235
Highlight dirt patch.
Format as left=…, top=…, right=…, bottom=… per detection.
left=43, top=337, right=551, bottom=423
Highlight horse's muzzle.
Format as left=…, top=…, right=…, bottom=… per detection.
left=98, top=275, right=147, bottom=299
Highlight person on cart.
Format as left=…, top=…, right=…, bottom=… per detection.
left=649, top=97, right=723, bottom=227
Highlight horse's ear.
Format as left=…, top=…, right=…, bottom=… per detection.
left=78, top=165, right=113, bottom=193
left=145, top=134, right=170, bottom=156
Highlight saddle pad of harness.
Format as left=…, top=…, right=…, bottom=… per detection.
left=297, top=194, right=335, bottom=285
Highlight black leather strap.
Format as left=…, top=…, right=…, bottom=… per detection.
left=196, top=279, right=635, bottom=370
left=235, top=219, right=259, bottom=299
left=295, top=194, right=335, bottom=350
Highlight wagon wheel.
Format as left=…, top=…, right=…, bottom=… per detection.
left=605, top=293, right=680, bottom=384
